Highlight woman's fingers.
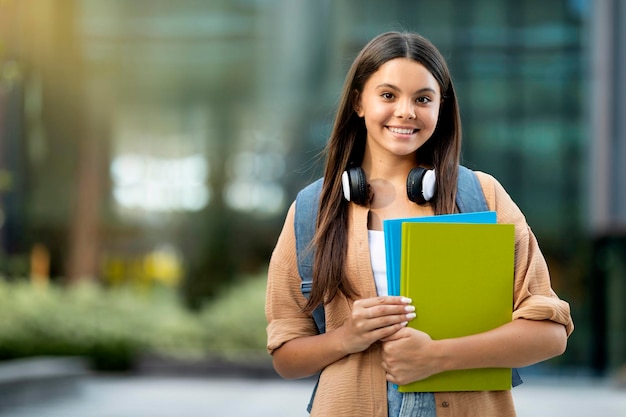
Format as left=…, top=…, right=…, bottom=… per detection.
left=357, top=311, right=414, bottom=331
left=352, top=296, right=415, bottom=327
left=355, top=296, right=412, bottom=309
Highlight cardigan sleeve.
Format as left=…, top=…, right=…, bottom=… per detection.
left=265, top=202, right=319, bottom=355
left=476, top=172, right=574, bottom=336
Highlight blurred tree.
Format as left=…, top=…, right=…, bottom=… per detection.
left=9, top=0, right=107, bottom=283
left=0, top=0, right=33, bottom=277
left=62, top=3, right=112, bottom=283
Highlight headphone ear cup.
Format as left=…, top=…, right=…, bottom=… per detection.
left=407, top=167, right=428, bottom=204
left=407, top=167, right=436, bottom=204
left=342, top=167, right=368, bottom=205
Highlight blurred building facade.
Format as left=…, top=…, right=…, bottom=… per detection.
left=587, top=0, right=626, bottom=375
left=0, top=0, right=624, bottom=375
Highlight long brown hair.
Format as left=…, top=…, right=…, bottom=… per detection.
left=303, top=32, right=462, bottom=314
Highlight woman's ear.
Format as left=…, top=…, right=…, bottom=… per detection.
left=352, top=90, right=364, bottom=117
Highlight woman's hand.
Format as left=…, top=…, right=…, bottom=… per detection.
left=272, top=296, right=415, bottom=380
left=380, top=327, right=441, bottom=385
left=338, top=296, right=416, bottom=355
left=380, top=319, right=568, bottom=386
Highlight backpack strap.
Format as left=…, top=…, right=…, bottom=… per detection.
left=456, top=165, right=489, bottom=212
left=295, top=178, right=326, bottom=334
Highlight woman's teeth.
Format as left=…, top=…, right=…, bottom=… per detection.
left=388, top=127, right=415, bottom=134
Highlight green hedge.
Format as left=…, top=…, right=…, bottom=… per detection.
left=197, top=275, right=268, bottom=358
left=0, top=274, right=269, bottom=370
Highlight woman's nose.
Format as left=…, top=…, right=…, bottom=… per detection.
left=395, top=100, right=416, bottom=119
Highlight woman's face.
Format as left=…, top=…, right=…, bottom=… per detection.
left=355, top=58, right=441, bottom=160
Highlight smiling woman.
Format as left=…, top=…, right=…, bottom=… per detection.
left=265, top=31, right=573, bottom=417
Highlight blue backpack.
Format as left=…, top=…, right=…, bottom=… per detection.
left=294, top=166, right=521, bottom=410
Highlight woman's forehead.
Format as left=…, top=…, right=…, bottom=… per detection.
left=364, top=58, right=440, bottom=94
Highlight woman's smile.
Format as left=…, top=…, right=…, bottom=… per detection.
left=387, top=126, right=419, bottom=136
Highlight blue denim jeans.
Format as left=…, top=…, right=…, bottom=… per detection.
left=388, top=382, right=436, bottom=417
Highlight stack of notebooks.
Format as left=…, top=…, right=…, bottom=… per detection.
left=382, top=212, right=515, bottom=392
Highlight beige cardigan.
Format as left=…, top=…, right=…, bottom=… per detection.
left=266, top=171, right=574, bottom=417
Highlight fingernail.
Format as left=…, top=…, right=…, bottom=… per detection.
left=401, top=297, right=412, bottom=304
left=404, top=305, right=415, bottom=312
left=406, top=312, right=416, bottom=320
left=400, top=321, right=408, bottom=327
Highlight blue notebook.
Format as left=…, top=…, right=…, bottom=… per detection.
left=382, top=211, right=497, bottom=296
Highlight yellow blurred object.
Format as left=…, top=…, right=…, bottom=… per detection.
left=30, top=243, right=50, bottom=288
left=144, top=248, right=182, bottom=286
left=101, top=246, right=182, bottom=289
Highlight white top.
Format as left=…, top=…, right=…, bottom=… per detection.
left=368, top=230, right=388, bottom=296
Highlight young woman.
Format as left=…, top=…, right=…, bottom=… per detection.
left=265, top=31, right=573, bottom=417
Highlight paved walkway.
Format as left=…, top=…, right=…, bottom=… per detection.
left=1, top=374, right=625, bottom=417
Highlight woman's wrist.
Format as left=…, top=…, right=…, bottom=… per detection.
left=431, top=339, right=455, bottom=373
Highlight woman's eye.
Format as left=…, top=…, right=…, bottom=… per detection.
left=417, top=96, right=432, bottom=104
left=381, top=92, right=394, bottom=100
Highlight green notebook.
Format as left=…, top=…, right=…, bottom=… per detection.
left=399, top=222, right=515, bottom=392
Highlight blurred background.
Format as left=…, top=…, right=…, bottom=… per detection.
left=0, top=0, right=625, bottom=415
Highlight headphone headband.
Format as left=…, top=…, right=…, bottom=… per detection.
left=341, top=167, right=436, bottom=205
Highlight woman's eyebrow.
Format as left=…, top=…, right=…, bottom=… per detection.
left=375, top=83, right=437, bottom=95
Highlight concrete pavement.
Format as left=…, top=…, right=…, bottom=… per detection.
left=0, top=357, right=625, bottom=416
left=1, top=374, right=625, bottom=417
